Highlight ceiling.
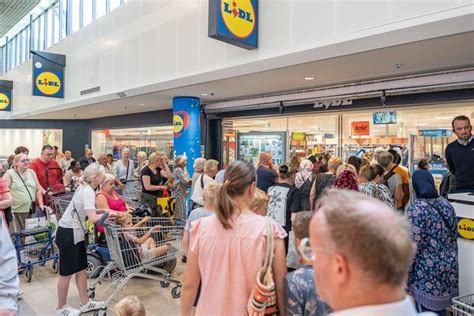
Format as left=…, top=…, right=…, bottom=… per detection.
left=0, top=0, right=40, bottom=38
left=27, top=31, right=474, bottom=120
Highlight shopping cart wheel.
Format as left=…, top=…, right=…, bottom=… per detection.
left=86, top=254, right=103, bottom=279
left=52, top=260, right=59, bottom=274
left=25, top=268, right=33, bottom=282
left=93, top=307, right=107, bottom=316
left=160, top=281, right=170, bottom=288
left=171, top=285, right=181, bottom=298
left=39, top=255, right=46, bottom=266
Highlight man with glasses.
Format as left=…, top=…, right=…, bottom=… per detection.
left=306, top=189, right=433, bottom=315
left=29, top=145, right=64, bottom=194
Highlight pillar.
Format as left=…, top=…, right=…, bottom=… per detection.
left=173, top=96, right=201, bottom=175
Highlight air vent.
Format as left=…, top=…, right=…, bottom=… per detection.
left=117, top=92, right=127, bottom=98
left=80, top=86, right=101, bottom=95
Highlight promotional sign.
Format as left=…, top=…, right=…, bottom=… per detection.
left=291, top=132, right=306, bottom=141
left=209, top=0, right=258, bottom=50
left=457, top=217, right=474, bottom=240
left=0, top=80, right=13, bottom=112
left=173, top=97, right=201, bottom=175
left=373, top=111, right=397, bottom=124
left=351, top=121, right=370, bottom=136
left=418, top=129, right=452, bottom=137
left=31, top=51, right=66, bottom=98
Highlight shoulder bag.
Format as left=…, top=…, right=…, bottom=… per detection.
left=247, top=217, right=277, bottom=316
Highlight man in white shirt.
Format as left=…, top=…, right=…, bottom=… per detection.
left=308, top=189, right=434, bottom=316
left=59, top=150, right=74, bottom=173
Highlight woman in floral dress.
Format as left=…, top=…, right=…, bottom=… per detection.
left=172, top=156, right=191, bottom=221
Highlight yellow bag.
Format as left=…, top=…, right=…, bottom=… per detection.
left=157, top=191, right=176, bottom=219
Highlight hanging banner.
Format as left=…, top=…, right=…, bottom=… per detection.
left=31, top=51, right=66, bottom=98
left=0, top=80, right=13, bottom=112
left=418, top=129, right=452, bottom=137
left=209, top=0, right=258, bottom=50
left=351, top=121, right=370, bottom=136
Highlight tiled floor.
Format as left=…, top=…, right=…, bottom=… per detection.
left=18, top=260, right=184, bottom=315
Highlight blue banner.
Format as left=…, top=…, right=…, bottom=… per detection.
left=0, top=80, right=13, bottom=112
left=418, top=129, right=452, bottom=137
left=173, top=97, right=201, bottom=175
left=32, top=51, right=66, bottom=98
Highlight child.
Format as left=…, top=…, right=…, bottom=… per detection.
left=115, top=295, right=145, bottom=316
left=250, top=188, right=269, bottom=216
left=115, top=213, right=169, bottom=260
left=284, top=211, right=330, bottom=316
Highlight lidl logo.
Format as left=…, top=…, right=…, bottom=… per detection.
left=221, top=0, right=255, bottom=39
left=173, top=111, right=190, bottom=138
left=36, top=71, right=61, bottom=96
left=0, top=93, right=10, bottom=110
left=457, top=218, right=474, bottom=240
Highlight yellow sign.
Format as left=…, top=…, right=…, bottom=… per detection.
left=36, top=71, right=61, bottom=96
left=0, top=93, right=10, bottom=110
left=458, top=218, right=474, bottom=240
left=221, top=0, right=256, bottom=38
left=173, top=114, right=184, bottom=134
left=292, top=132, right=306, bottom=141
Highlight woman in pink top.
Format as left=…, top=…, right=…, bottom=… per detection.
left=95, top=174, right=132, bottom=233
left=182, top=161, right=288, bottom=316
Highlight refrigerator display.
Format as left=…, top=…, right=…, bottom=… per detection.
left=237, top=132, right=286, bottom=165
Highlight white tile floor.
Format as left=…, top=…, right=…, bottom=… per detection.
left=18, top=260, right=184, bottom=315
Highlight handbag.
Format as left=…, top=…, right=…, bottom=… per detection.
left=157, top=190, right=176, bottom=219
left=247, top=217, right=278, bottom=316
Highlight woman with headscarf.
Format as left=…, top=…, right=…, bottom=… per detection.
left=172, top=155, right=192, bottom=221
left=333, top=167, right=359, bottom=191
left=406, top=169, right=458, bottom=315
left=294, top=159, right=313, bottom=210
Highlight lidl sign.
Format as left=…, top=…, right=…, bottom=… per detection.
left=209, top=0, right=258, bottom=50
left=31, top=51, right=66, bottom=98
left=0, top=80, right=13, bottom=112
left=457, top=217, right=474, bottom=240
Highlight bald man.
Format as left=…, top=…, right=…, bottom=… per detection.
left=308, top=189, right=433, bottom=315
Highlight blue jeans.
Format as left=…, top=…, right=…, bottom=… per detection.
left=415, top=302, right=447, bottom=316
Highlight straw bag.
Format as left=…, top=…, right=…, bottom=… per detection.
left=247, top=217, right=278, bottom=316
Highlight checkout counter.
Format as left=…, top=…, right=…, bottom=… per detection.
left=449, top=192, right=474, bottom=296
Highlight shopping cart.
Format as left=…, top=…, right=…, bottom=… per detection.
left=121, top=180, right=142, bottom=202
left=452, top=294, right=474, bottom=315
left=87, top=217, right=183, bottom=312
left=49, top=191, right=75, bottom=220
left=13, top=210, right=59, bottom=282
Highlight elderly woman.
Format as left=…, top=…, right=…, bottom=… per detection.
left=191, top=158, right=206, bottom=193
left=95, top=173, right=132, bottom=234
left=190, top=159, right=218, bottom=211
left=135, top=151, right=148, bottom=177
left=56, top=164, right=117, bottom=315
left=407, top=169, right=458, bottom=315
left=334, top=168, right=359, bottom=191
left=2, top=154, right=49, bottom=231
left=309, top=156, right=343, bottom=210
left=140, top=153, right=173, bottom=216
left=172, top=156, right=192, bottom=221
left=295, top=159, right=313, bottom=210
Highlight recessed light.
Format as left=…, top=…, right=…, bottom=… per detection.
left=200, top=93, right=209, bottom=96
left=138, top=103, right=145, bottom=106
left=304, top=77, right=315, bottom=81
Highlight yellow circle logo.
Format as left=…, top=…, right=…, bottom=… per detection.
left=221, top=0, right=255, bottom=39
left=173, top=115, right=184, bottom=134
left=36, top=71, right=61, bottom=95
left=458, top=218, right=474, bottom=240
left=0, top=93, right=10, bottom=110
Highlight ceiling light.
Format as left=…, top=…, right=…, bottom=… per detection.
left=435, top=116, right=454, bottom=119
left=138, top=103, right=145, bottom=106
left=304, top=77, right=315, bottom=81
left=200, top=93, right=208, bottom=96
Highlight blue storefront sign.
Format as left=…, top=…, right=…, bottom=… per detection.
left=173, top=97, right=201, bottom=175
left=209, top=0, right=258, bottom=50
left=418, top=129, right=452, bottom=137
left=31, top=51, right=66, bottom=98
left=0, top=80, right=13, bottom=112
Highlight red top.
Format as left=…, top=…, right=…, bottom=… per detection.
left=29, top=158, right=64, bottom=193
left=0, top=178, right=9, bottom=200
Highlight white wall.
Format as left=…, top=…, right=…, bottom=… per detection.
left=0, top=129, right=62, bottom=157
left=1, top=0, right=473, bottom=118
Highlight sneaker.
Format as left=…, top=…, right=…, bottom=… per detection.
left=56, top=305, right=81, bottom=316
left=80, top=299, right=104, bottom=313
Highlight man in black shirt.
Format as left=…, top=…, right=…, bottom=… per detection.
left=445, top=115, right=474, bottom=193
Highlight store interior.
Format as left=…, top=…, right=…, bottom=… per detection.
left=0, top=129, right=63, bottom=159
left=221, top=102, right=474, bottom=176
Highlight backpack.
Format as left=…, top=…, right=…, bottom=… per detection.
left=383, top=166, right=397, bottom=190
left=298, top=174, right=314, bottom=198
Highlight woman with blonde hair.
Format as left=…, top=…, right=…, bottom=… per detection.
left=140, top=153, right=173, bottom=216
left=309, top=156, right=343, bottom=209
left=2, top=154, right=49, bottom=231
left=56, top=164, right=118, bottom=315
left=172, top=155, right=192, bottom=221
left=182, top=161, right=287, bottom=315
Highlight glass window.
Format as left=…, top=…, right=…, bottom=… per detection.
left=52, top=3, right=60, bottom=44
left=95, top=0, right=106, bottom=19
left=38, top=17, right=45, bottom=50
left=71, top=0, right=80, bottom=33
left=91, top=126, right=174, bottom=161
left=110, top=0, right=121, bottom=11
left=47, top=9, right=54, bottom=48
left=83, top=0, right=93, bottom=27
left=59, top=0, right=67, bottom=40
